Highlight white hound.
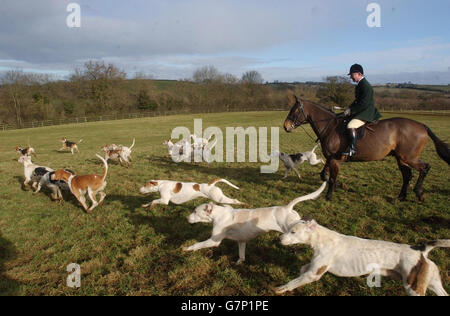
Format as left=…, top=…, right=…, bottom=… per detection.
left=276, top=219, right=449, bottom=296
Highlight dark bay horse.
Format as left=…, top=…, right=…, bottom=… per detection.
left=284, top=96, right=450, bottom=201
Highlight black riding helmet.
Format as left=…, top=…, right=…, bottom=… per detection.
left=348, top=64, right=364, bottom=75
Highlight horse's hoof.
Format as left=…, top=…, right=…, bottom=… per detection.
left=397, top=196, right=407, bottom=202
left=413, top=189, right=425, bottom=202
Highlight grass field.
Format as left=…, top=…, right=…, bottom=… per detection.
left=0, top=111, right=449, bottom=296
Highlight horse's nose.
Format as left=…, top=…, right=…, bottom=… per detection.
left=284, top=123, right=292, bottom=133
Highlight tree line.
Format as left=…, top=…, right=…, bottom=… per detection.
left=1, top=62, right=448, bottom=128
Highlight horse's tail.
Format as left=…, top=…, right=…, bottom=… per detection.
left=424, top=125, right=450, bottom=165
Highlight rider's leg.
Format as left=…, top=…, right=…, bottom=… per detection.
left=343, top=119, right=365, bottom=157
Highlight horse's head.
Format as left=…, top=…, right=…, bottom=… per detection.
left=284, top=95, right=307, bottom=133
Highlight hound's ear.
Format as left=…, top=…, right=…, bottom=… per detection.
left=205, top=203, right=214, bottom=214
left=307, top=220, right=318, bottom=230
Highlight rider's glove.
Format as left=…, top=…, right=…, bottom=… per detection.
left=344, top=108, right=351, bottom=116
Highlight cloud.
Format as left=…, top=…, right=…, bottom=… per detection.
left=323, top=40, right=450, bottom=74
left=0, top=0, right=342, bottom=62
left=0, top=1, right=448, bottom=84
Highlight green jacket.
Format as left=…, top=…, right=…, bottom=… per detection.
left=349, top=77, right=381, bottom=122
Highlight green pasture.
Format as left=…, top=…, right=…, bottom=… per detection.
left=0, top=111, right=448, bottom=296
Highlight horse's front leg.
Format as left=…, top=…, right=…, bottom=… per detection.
left=320, top=160, right=330, bottom=181
left=326, top=159, right=341, bottom=200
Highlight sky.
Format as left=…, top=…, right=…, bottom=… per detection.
left=0, top=0, right=449, bottom=84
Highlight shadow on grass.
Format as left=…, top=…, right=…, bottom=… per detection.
left=0, top=234, right=20, bottom=295
left=377, top=214, right=450, bottom=232
left=127, top=207, right=305, bottom=278
left=14, top=176, right=24, bottom=189
left=53, top=149, right=73, bottom=154
left=107, top=194, right=147, bottom=213
left=127, top=207, right=199, bottom=245
left=85, top=157, right=123, bottom=166
left=147, top=155, right=325, bottom=187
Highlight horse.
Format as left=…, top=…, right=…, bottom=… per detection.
left=283, top=96, right=450, bottom=201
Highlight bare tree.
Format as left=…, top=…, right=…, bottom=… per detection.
left=316, top=76, right=353, bottom=108
left=221, top=73, right=239, bottom=84
left=133, top=71, right=155, bottom=80
left=241, top=70, right=264, bottom=84
left=192, top=65, right=221, bottom=83
left=0, top=70, right=31, bottom=127
left=69, top=61, right=126, bottom=111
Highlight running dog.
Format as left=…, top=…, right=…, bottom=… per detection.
left=275, top=219, right=449, bottom=296
left=33, top=169, right=75, bottom=201
left=100, top=138, right=135, bottom=166
left=275, top=145, right=324, bottom=180
left=59, top=137, right=82, bottom=155
left=163, top=139, right=192, bottom=162
left=183, top=182, right=326, bottom=264
left=16, top=146, right=36, bottom=157
left=139, top=178, right=244, bottom=210
left=51, top=155, right=108, bottom=213
left=18, top=155, right=53, bottom=189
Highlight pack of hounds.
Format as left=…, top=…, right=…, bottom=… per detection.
left=15, top=135, right=449, bottom=296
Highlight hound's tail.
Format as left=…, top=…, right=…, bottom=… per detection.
left=311, top=144, right=319, bottom=153
left=209, top=178, right=240, bottom=190
left=129, top=138, right=136, bottom=150
left=421, top=240, right=450, bottom=257
left=424, top=125, right=450, bottom=165
left=287, top=182, right=327, bottom=210
left=95, top=154, right=109, bottom=182
left=78, top=139, right=83, bottom=144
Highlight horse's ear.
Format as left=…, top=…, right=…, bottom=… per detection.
left=287, top=94, right=296, bottom=106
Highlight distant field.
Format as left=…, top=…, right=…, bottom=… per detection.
left=0, top=111, right=449, bottom=296
left=374, top=86, right=448, bottom=95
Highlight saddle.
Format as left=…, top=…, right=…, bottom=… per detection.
left=339, top=117, right=380, bottom=140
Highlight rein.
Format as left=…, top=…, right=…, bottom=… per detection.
left=309, top=116, right=336, bottom=143
left=288, top=100, right=342, bottom=144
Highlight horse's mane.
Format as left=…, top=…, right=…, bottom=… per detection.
left=301, top=98, right=336, bottom=115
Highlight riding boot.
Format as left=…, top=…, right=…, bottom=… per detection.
left=342, top=128, right=357, bottom=157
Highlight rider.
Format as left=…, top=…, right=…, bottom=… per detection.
left=342, top=64, right=382, bottom=157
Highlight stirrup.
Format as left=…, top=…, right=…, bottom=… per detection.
left=342, top=148, right=356, bottom=157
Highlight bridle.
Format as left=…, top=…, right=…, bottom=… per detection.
left=286, top=100, right=306, bottom=130
left=286, top=100, right=339, bottom=143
